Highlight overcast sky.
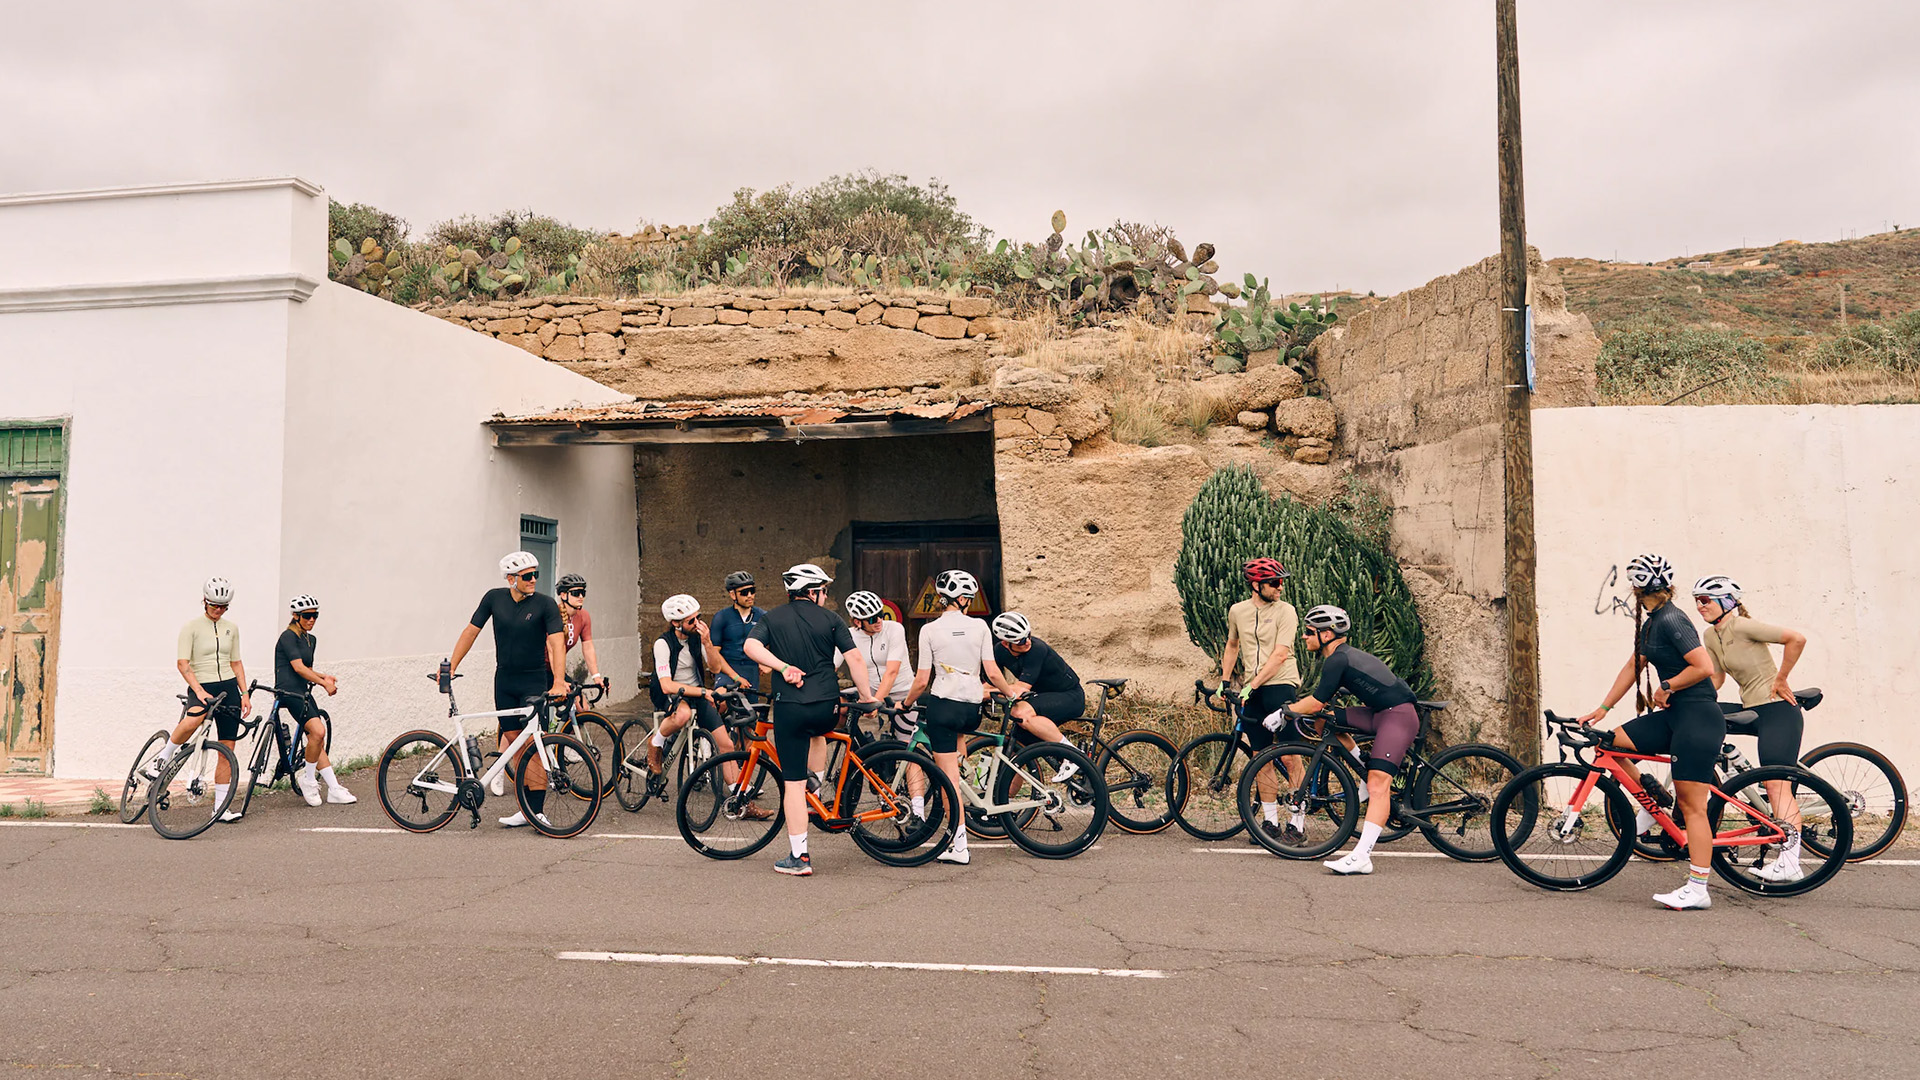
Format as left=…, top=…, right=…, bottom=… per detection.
left=7, top=1, right=1915, bottom=295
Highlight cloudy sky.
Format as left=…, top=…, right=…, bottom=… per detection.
left=7, top=1, right=1915, bottom=295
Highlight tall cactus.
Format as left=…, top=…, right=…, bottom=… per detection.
left=1174, top=465, right=1433, bottom=697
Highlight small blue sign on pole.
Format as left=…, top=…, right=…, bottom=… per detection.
left=1523, top=304, right=1536, bottom=393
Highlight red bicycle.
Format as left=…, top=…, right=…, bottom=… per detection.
left=1492, top=712, right=1854, bottom=897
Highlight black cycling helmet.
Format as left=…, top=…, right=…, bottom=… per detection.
left=724, top=570, right=755, bottom=591
left=556, top=573, right=587, bottom=593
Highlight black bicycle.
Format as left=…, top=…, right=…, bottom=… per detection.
left=229, top=681, right=333, bottom=817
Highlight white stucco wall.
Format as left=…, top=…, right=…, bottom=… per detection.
left=1535, top=405, right=1920, bottom=779
left=0, top=178, right=641, bottom=777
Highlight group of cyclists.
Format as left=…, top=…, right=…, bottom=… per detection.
left=167, top=538, right=1823, bottom=907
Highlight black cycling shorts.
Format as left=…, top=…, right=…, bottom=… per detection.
left=1237, top=684, right=1299, bottom=752
left=280, top=692, right=323, bottom=727
left=1024, top=689, right=1087, bottom=726
left=1621, top=698, right=1726, bottom=784
left=495, top=672, right=550, bottom=734
left=772, top=699, right=839, bottom=782
left=190, top=679, right=244, bottom=741
left=674, top=696, right=723, bottom=732
left=920, top=696, right=984, bottom=755
left=1727, top=699, right=1803, bottom=767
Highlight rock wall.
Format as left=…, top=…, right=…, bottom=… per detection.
left=1310, top=251, right=1599, bottom=743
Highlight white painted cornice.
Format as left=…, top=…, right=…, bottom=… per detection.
left=0, top=177, right=324, bottom=207
left=0, top=273, right=321, bottom=313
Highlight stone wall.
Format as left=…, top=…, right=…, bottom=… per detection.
left=1310, top=251, right=1599, bottom=742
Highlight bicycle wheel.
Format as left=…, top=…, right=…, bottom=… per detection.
left=1709, top=765, right=1852, bottom=897
left=119, top=730, right=170, bottom=824
left=676, top=729, right=717, bottom=796
left=1411, top=743, right=1523, bottom=862
left=612, top=719, right=654, bottom=812
left=149, top=741, right=239, bottom=840
left=849, top=746, right=959, bottom=867
left=376, top=730, right=466, bottom=833
left=521, top=733, right=601, bottom=838
left=1097, top=729, right=1178, bottom=834
left=992, top=742, right=1108, bottom=859
left=569, top=712, right=621, bottom=799
left=1169, top=732, right=1252, bottom=841
left=677, top=750, right=784, bottom=860
left=1491, top=763, right=1633, bottom=891
left=1801, top=742, right=1907, bottom=862
left=1237, top=743, right=1359, bottom=859
left=961, top=736, right=1009, bottom=839
left=1600, top=759, right=1683, bottom=862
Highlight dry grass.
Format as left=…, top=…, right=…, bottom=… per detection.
left=1004, top=314, right=1233, bottom=446
left=1106, top=693, right=1222, bottom=749
left=1605, top=359, right=1920, bottom=406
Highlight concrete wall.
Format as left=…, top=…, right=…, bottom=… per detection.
left=1535, top=405, right=1920, bottom=777
left=634, top=431, right=997, bottom=624
left=1313, top=251, right=1599, bottom=741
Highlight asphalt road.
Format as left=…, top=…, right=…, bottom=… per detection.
left=4, top=785, right=1917, bottom=1080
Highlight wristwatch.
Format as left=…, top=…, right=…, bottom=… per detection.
left=1658, top=679, right=1671, bottom=692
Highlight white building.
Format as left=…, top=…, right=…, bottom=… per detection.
left=0, top=178, right=640, bottom=778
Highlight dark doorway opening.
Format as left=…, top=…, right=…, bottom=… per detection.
left=850, top=519, right=1001, bottom=652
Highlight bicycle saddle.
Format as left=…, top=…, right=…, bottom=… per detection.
left=1416, top=700, right=1449, bottom=711
left=843, top=700, right=883, bottom=714
left=1794, top=688, right=1822, bottom=710
left=1087, top=678, right=1128, bottom=690
left=1722, top=708, right=1759, bottom=731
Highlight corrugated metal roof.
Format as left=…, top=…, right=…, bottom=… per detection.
left=486, top=392, right=992, bottom=446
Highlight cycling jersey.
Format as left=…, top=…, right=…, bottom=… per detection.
left=748, top=598, right=854, bottom=704
left=1310, top=643, right=1416, bottom=711
left=1703, top=614, right=1791, bottom=706
left=564, top=605, right=593, bottom=654
left=846, top=620, right=911, bottom=700
left=992, top=635, right=1080, bottom=696
left=177, top=616, right=239, bottom=684
left=917, top=609, right=994, bottom=703
left=469, top=588, right=563, bottom=680
left=711, top=604, right=767, bottom=684
left=274, top=628, right=316, bottom=693
left=1226, top=597, right=1300, bottom=688
left=1637, top=601, right=1713, bottom=703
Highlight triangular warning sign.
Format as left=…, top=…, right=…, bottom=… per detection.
left=907, top=576, right=989, bottom=618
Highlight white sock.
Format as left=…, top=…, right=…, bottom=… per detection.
left=159, top=743, right=178, bottom=763
left=1357, top=782, right=1370, bottom=804
left=300, top=761, right=316, bottom=780
left=214, top=783, right=229, bottom=806
left=951, top=828, right=968, bottom=853
left=1635, top=805, right=1656, bottom=834
left=789, top=832, right=807, bottom=858
left=1288, top=811, right=1306, bottom=831
left=651, top=730, right=665, bottom=748
left=319, top=766, right=339, bottom=789
left=1352, top=820, right=1383, bottom=858
left=911, top=796, right=926, bottom=818
left=1261, top=801, right=1279, bottom=826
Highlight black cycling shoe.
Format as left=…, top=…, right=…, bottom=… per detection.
left=1280, top=824, right=1307, bottom=846
left=1248, top=820, right=1283, bottom=845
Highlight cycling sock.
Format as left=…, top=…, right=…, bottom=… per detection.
left=1352, top=820, right=1383, bottom=858
left=318, top=765, right=339, bottom=789
left=1288, top=811, right=1306, bottom=831
left=950, top=827, right=968, bottom=854
left=651, top=730, right=665, bottom=748
left=214, top=782, right=229, bottom=806
left=789, top=832, right=808, bottom=858
left=158, top=743, right=178, bottom=763
left=526, top=789, right=546, bottom=815
left=1688, top=865, right=1710, bottom=888
left=911, top=796, right=926, bottom=818
left=1261, top=801, right=1279, bottom=826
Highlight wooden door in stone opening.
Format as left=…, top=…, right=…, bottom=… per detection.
left=850, top=522, right=1001, bottom=658
left=1, top=476, right=62, bottom=773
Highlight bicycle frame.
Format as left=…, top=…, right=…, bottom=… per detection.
left=397, top=686, right=560, bottom=802
left=733, top=712, right=920, bottom=831
left=900, top=702, right=1059, bottom=818
left=1562, top=735, right=1787, bottom=852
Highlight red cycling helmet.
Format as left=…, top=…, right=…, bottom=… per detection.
left=1243, top=557, right=1287, bottom=586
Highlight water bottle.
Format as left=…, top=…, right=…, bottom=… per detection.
left=465, top=735, right=483, bottom=771
left=438, top=658, right=453, bottom=694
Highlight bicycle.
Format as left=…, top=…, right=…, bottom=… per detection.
left=1491, top=711, right=1854, bottom=897
left=895, top=694, right=1111, bottom=859
left=472, top=680, right=619, bottom=801
left=225, top=681, right=334, bottom=817
left=374, top=663, right=603, bottom=838
left=1606, top=689, right=1907, bottom=864
left=609, top=685, right=746, bottom=813
left=120, top=691, right=240, bottom=840
left=675, top=697, right=958, bottom=867
left=1234, top=702, right=1522, bottom=862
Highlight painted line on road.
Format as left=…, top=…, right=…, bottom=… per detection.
left=301, top=826, right=405, bottom=834
left=558, top=950, right=1170, bottom=979
left=0, top=820, right=145, bottom=830
left=592, top=833, right=681, bottom=840
left=1858, top=859, right=1920, bottom=866
left=1192, top=847, right=1448, bottom=858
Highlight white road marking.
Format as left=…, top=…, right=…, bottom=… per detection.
left=1859, top=859, right=1920, bottom=866
left=1192, top=847, right=1447, bottom=858
left=301, top=826, right=404, bottom=834
left=558, top=950, right=1170, bottom=979
left=592, top=833, right=681, bottom=840
left=0, top=820, right=145, bottom=830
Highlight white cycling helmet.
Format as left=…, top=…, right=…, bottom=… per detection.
left=782, top=563, right=833, bottom=592
left=202, top=577, right=235, bottom=605
left=661, top=594, right=700, bottom=621
left=1692, top=574, right=1742, bottom=605
left=1303, top=604, right=1352, bottom=635
left=1624, top=553, right=1675, bottom=591
left=934, top=569, right=979, bottom=601
left=288, top=594, right=320, bottom=614
left=499, top=550, right=539, bottom=577
left=991, top=612, right=1032, bottom=642
left=844, top=591, right=886, bottom=621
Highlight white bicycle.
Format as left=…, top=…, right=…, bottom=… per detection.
left=374, top=663, right=603, bottom=838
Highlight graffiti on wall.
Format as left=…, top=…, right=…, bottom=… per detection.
left=1593, top=564, right=1635, bottom=618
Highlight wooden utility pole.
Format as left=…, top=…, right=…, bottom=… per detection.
left=1497, top=0, right=1541, bottom=762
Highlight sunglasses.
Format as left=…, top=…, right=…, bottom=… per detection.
left=206, top=603, right=229, bottom=611
left=297, top=611, right=319, bottom=619
left=515, top=572, right=539, bottom=582
left=563, top=589, right=586, bottom=598
left=734, top=587, right=756, bottom=595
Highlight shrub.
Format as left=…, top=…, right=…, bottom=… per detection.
left=1596, top=317, right=1777, bottom=402
left=1174, top=466, right=1433, bottom=696
left=328, top=199, right=408, bottom=252
left=427, top=211, right=600, bottom=271
left=1324, top=473, right=1392, bottom=550
left=1809, top=312, right=1920, bottom=373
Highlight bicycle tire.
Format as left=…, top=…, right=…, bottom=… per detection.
left=520, top=732, right=601, bottom=838
left=1236, top=742, right=1359, bottom=859
left=1490, top=763, right=1633, bottom=891
left=119, top=730, right=170, bottom=824
left=1708, top=765, right=1853, bottom=896
left=149, top=740, right=239, bottom=840
left=612, top=719, right=654, bottom=812
left=992, top=742, right=1108, bottom=859
left=1168, top=731, right=1252, bottom=841
left=1411, top=743, right=1523, bottom=862
left=1800, top=742, right=1907, bottom=862
left=676, top=750, right=784, bottom=860
left=568, top=712, right=621, bottom=800
left=848, top=746, right=959, bottom=867
left=376, top=730, right=466, bottom=834
left=1096, top=729, right=1178, bottom=834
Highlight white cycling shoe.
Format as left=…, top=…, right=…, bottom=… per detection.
left=936, top=847, right=972, bottom=865
left=325, top=786, right=357, bottom=805
left=1051, top=760, right=1080, bottom=785
left=1323, top=850, right=1374, bottom=875
left=217, top=809, right=245, bottom=823
left=498, top=811, right=529, bottom=827
left=1654, top=881, right=1712, bottom=910
left=489, top=772, right=506, bottom=797
left=1756, top=857, right=1803, bottom=883
left=296, top=769, right=322, bottom=807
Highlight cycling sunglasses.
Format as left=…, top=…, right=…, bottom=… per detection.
left=733, top=586, right=757, bottom=595
left=515, top=571, right=539, bottom=582
left=296, top=610, right=319, bottom=619
left=562, top=588, right=586, bottom=598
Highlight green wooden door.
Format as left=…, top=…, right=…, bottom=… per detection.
left=1, top=476, right=62, bottom=773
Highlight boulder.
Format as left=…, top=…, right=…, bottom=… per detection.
left=578, top=310, right=622, bottom=334
left=1052, top=394, right=1112, bottom=442
left=1236, top=411, right=1269, bottom=430
left=967, top=317, right=1005, bottom=338
left=668, top=307, right=718, bottom=327
left=855, top=302, right=886, bottom=325
left=553, top=317, right=582, bottom=336
left=732, top=297, right=766, bottom=311
left=787, top=308, right=823, bottom=327
left=949, top=296, right=993, bottom=318
left=747, top=309, right=787, bottom=328
left=916, top=314, right=968, bottom=339
left=1026, top=409, right=1057, bottom=435
left=1271, top=396, right=1336, bottom=439
left=991, top=366, right=1072, bottom=408
left=1293, top=445, right=1332, bottom=465
left=880, top=307, right=920, bottom=330
left=486, top=316, right=528, bottom=335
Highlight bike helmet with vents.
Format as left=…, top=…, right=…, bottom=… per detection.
left=845, top=591, right=886, bottom=621
left=1624, top=553, right=1675, bottom=591
left=934, top=569, right=980, bottom=601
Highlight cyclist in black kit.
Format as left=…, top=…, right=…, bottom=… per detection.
left=741, top=563, right=875, bottom=877
left=446, top=551, right=568, bottom=829
left=989, top=612, right=1084, bottom=765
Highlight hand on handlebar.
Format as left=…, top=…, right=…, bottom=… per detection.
left=1574, top=707, right=1608, bottom=726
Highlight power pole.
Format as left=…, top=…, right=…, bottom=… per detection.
left=1496, top=0, right=1541, bottom=763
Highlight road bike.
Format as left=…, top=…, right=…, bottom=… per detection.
left=374, top=664, right=602, bottom=838
left=120, top=690, right=239, bottom=840
left=226, top=681, right=334, bottom=817
left=1491, top=711, right=1853, bottom=896
left=609, top=686, right=747, bottom=812
left=1235, top=702, right=1523, bottom=862
left=1605, top=689, right=1907, bottom=864
left=675, top=697, right=957, bottom=867
left=896, top=694, right=1110, bottom=859
left=472, top=680, right=618, bottom=801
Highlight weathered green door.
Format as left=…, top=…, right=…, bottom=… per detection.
left=1, top=467, right=62, bottom=774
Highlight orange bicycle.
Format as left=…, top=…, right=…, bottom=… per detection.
left=674, top=698, right=959, bottom=867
